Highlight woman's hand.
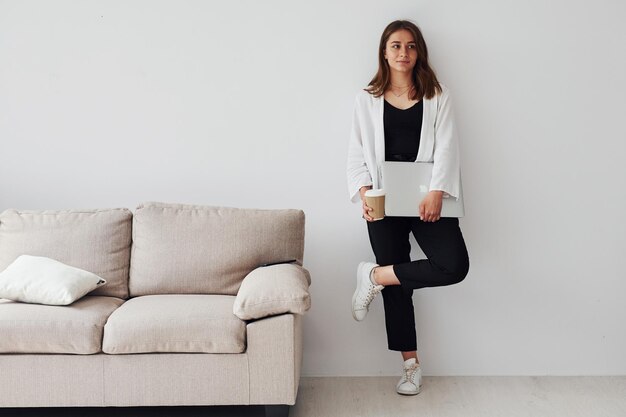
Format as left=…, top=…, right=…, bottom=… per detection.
left=419, top=190, right=443, bottom=222
left=359, top=185, right=375, bottom=222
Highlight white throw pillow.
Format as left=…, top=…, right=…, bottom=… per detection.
left=0, top=255, right=107, bottom=305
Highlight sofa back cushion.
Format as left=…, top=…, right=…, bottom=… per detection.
left=129, top=202, right=305, bottom=296
left=0, top=208, right=132, bottom=299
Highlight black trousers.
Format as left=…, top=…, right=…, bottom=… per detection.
left=366, top=216, right=470, bottom=352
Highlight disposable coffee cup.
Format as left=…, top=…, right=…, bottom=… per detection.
left=364, top=189, right=386, bottom=220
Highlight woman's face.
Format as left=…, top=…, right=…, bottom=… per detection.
left=384, top=29, right=418, bottom=74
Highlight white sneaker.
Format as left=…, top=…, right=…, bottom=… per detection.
left=351, top=262, right=384, bottom=321
left=396, top=358, right=422, bottom=395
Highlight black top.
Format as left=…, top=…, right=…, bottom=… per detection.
left=384, top=99, right=423, bottom=162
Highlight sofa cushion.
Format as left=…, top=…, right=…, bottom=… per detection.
left=0, top=208, right=132, bottom=299
left=0, top=296, right=124, bottom=354
left=103, top=294, right=246, bottom=354
left=233, top=263, right=312, bottom=320
left=129, top=202, right=305, bottom=296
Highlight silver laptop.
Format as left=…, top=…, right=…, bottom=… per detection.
left=381, top=161, right=465, bottom=218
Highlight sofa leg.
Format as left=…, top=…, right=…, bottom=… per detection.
left=264, top=404, right=290, bottom=417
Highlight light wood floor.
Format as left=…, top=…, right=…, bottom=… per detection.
left=1, top=376, right=625, bottom=416
left=292, top=376, right=626, bottom=417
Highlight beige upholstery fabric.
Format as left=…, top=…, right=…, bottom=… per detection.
left=0, top=314, right=301, bottom=407
left=0, top=355, right=105, bottom=407
left=234, top=263, right=311, bottom=320
left=0, top=296, right=124, bottom=354
left=0, top=202, right=307, bottom=408
left=247, top=313, right=302, bottom=405
left=0, top=353, right=249, bottom=407
left=103, top=353, right=249, bottom=406
left=103, top=294, right=246, bottom=354
left=0, top=208, right=132, bottom=299
left=129, top=202, right=305, bottom=296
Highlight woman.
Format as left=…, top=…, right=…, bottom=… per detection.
left=346, top=20, right=470, bottom=396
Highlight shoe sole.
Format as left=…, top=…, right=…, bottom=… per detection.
left=351, top=262, right=366, bottom=321
left=396, top=388, right=420, bottom=396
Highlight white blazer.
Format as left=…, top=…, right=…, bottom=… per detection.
left=346, top=83, right=461, bottom=204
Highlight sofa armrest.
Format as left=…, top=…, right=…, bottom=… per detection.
left=233, top=263, right=311, bottom=320
left=247, top=313, right=303, bottom=405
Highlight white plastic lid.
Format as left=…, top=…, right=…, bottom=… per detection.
left=364, top=189, right=385, bottom=197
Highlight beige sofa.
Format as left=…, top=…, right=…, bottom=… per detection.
left=0, top=202, right=311, bottom=417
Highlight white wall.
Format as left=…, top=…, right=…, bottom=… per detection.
left=1, top=0, right=625, bottom=376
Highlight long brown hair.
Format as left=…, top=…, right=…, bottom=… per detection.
left=366, top=20, right=442, bottom=100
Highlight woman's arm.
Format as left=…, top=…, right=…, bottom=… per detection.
left=347, top=95, right=374, bottom=203
left=429, top=85, right=461, bottom=200
left=419, top=86, right=461, bottom=222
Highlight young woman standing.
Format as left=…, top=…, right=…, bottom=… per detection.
left=346, top=20, right=470, bottom=396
